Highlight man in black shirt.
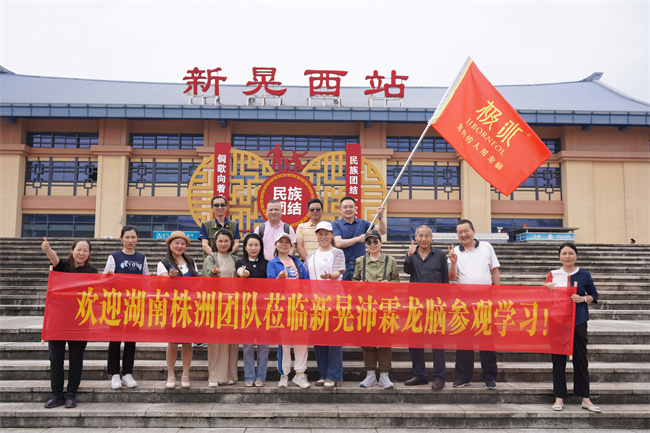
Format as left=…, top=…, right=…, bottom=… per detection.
left=403, top=225, right=449, bottom=390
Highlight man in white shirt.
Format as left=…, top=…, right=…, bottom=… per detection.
left=448, top=219, right=500, bottom=390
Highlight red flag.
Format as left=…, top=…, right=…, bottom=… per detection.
left=430, top=58, right=551, bottom=195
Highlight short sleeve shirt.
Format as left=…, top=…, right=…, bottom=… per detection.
left=296, top=221, right=319, bottom=256
left=332, top=218, right=372, bottom=263
left=452, top=240, right=500, bottom=285
left=254, top=220, right=297, bottom=261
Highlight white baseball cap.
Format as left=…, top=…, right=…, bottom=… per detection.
left=315, top=221, right=333, bottom=233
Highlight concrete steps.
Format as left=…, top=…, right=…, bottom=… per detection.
left=0, top=239, right=649, bottom=430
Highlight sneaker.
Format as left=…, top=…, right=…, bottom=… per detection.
left=360, top=371, right=377, bottom=388
left=254, top=380, right=264, bottom=387
left=208, top=381, right=219, bottom=387
left=315, top=378, right=327, bottom=387
left=122, top=373, right=137, bottom=388
left=226, top=380, right=235, bottom=385
left=111, top=374, right=123, bottom=389
left=323, top=380, right=336, bottom=390
left=64, top=394, right=77, bottom=409
left=484, top=378, right=497, bottom=390
left=378, top=372, right=395, bottom=389
left=292, top=372, right=310, bottom=389
left=431, top=379, right=445, bottom=390
left=278, top=374, right=289, bottom=388
left=453, top=378, right=470, bottom=388
left=44, top=393, right=65, bottom=409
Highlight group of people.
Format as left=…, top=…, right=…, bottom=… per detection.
left=40, top=194, right=601, bottom=413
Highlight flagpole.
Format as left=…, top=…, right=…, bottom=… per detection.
left=368, top=121, right=433, bottom=230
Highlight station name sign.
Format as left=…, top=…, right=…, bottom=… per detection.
left=182, top=66, right=409, bottom=99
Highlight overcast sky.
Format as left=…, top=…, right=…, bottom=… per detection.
left=1, top=0, right=649, bottom=103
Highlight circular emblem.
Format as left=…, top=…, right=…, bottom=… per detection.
left=258, top=172, right=317, bottom=227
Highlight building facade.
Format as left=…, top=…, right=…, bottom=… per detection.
left=1, top=67, right=649, bottom=243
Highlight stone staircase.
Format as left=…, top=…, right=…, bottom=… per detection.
left=0, top=237, right=649, bottom=429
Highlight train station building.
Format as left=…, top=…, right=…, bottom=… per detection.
left=1, top=66, right=648, bottom=243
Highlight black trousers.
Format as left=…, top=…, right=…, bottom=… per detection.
left=48, top=340, right=87, bottom=396
left=107, top=341, right=136, bottom=375
left=455, top=349, right=497, bottom=382
left=552, top=322, right=589, bottom=398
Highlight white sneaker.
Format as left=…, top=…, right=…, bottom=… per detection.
left=292, top=373, right=310, bottom=389
left=278, top=374, right=289, bottom=388
left=360, top=371, right=377, bottom=388
left=208, top=381, right=219, bottom=387
left=378, top=372, right=394, bottom=389
left=111, top=374, right=122, bottom=389
left=122, top=373, right=137, bottom=388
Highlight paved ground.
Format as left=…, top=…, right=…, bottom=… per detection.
left=1, top=428, right=649, bottom=432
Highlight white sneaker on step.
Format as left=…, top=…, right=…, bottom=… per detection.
left=111, top=374, right=122, bottom=389
left=122, top=374, right=137, bottom=388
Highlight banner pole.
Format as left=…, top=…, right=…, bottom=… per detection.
left=368, top=121, right=433, bottom=230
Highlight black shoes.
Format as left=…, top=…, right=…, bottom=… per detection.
left=453, top=378, right=470, bottom=388
left=404, top=376, right=428, bottom=386
left=44, top=394, right=65, bottom=408
left=484, top=378, right=497, bottom=389
left=65, top=393, right=77, bottom=408
left=44, top=393, right=77, bottom=408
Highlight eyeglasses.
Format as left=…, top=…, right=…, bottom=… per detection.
left=212, top=203, right=227, bottom=208
left=308, top=208, right=322, bottom=212
left=365, top=239, right=380, bottom=245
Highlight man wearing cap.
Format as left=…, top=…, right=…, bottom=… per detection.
left=296, top=198, right=324, bottom=261
left=255, top=199, right=297, bottom=261
left=333, top=196, right=387, bottom=281
left=198, top=195, right=241, bottom=257
left=447, top=219, right=500, bottom=390
left=403, top=225, right=449, bottom=390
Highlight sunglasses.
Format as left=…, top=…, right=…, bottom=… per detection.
left=212, top=203, right=227, bottom=208
left=309, top=208, right=322, bottom=212
left=365, top=239, right=380, bottom=245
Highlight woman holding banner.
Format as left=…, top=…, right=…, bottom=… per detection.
left=103, top=225, right=149, bottom=390
left=41, top=237, right=96, bottom=409
left=543, top=242, right=601, bottom=413
left=352, top=230, right=400, bottom=389
left=236, top=233, right=270, bottom=387
left=203, top=229, right=239, bottom=387
left=304, top=221, right=346, bottom=390
left=157, top=231, right=198, bottom=389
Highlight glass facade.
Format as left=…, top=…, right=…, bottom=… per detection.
left=492, top=163, right=562, bottom=201
left=22, top=214, right=95, bottom=238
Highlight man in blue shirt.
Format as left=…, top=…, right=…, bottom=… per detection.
left=332, top=196, right=386, bottom=280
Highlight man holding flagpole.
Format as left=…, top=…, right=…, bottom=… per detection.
left=448, top=219, right=500, bottom=390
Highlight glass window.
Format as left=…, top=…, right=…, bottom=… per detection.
left=386, top=137, right=455, bottom=153
left=386, top=217, right=458, bottom=241
left=492, top=163, right=562, bottom=201
left=386, top=163, right=460, bottom=200
left=24, top=158, right=97, bottom=196
left=126, top=215, right=200, bottom=238
left=128, top=159, right=199, bottom=197
left=22, top=214, right=95, bottom=238
left=492, top=218, right=563, bottom=242
left=27, top=132, right=99, bottom=148
left=231, top=135, right=358, bottom=152
left=542, top=139, right=561, bottom=154
left=130, top=134, right=204, bottom=150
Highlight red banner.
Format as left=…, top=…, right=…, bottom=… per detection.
left=430, top=58, right=551, bottom=196
left=42, top=272, right=576, bottom=355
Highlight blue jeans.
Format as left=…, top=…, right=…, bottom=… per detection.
left=409, top=348, right=446, bottom=382
left=342, top=262, right=356, bottom=281
left=314, top=346, right=343, bottom=381
left=243, top=344, right=269, bottom=382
